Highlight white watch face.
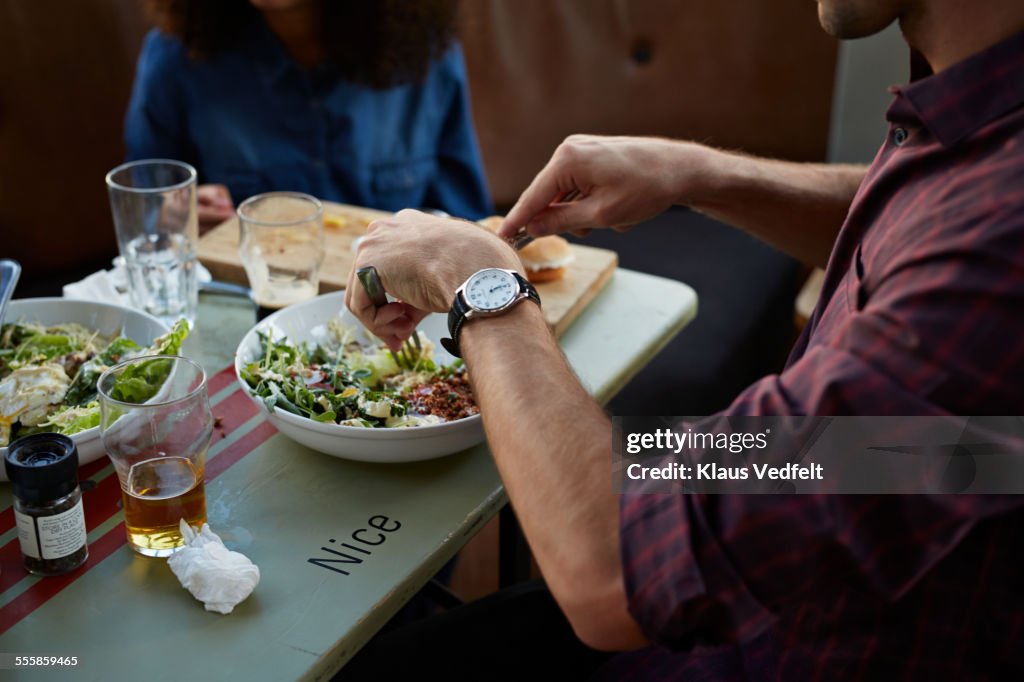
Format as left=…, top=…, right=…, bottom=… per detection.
left=465, top=269, right=518, bottom=311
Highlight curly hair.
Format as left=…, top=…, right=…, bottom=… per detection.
left=146, top=0, right=459, bottom=89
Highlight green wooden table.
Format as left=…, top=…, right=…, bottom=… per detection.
left=0, top=269, right=696, bottom=681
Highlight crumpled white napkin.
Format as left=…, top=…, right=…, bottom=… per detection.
left=62, top=258, right=211, bottom=306
left=167, top=520, right=260, bottom=615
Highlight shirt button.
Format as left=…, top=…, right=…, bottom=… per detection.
left=892, top=127, right=909, bottom=146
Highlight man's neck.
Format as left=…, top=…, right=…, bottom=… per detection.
left=261, top=4, right=325, bottom=69
left=901, top=0, right=1024, bottom=72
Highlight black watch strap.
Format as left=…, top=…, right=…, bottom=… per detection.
left=441, top=271, right=540, bottom=358
left=441, top=292, right=472, bottom=357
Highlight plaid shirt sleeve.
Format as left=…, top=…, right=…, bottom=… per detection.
left=620, top=196, right=1024, bottom=648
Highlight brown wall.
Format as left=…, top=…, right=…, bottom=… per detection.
left=460, top=0, right=839, bottom=207
left=0, top=1, right=837, bottom=283
left=0, top=0, right=148, bottom=283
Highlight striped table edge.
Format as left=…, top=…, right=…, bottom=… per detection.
left=0, top=366, right=276, bottom=635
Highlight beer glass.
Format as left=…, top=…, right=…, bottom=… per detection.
left=98, top=355, right=211, bottom=557
left=237, top=192, right=325, bottom=320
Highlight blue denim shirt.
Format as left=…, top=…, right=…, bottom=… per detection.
left=124, top=24, right=492, bottom=219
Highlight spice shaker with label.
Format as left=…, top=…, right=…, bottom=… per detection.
left=5, top=433, right=89, bottom=576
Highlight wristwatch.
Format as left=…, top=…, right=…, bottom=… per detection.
left=441, top=268, right=541, bottom=358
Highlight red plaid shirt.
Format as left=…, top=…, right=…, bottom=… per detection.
left=608, top=30, right=1024, bottom=681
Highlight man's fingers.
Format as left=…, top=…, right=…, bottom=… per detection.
left=345, top=282, right=429, bottom=350
left=346, top=273, right=376, bottom=324
left=523, top=200, right=601, bottom=236
left=372, top=302, right=410, bottom=327
left=374, top=307, right=429, bottom=351
left=501, top=165, right=567, bottom=239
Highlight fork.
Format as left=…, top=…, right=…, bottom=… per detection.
left=356, top=266, right=423, bottom=370
left=503, top=188, right=583, bottom=250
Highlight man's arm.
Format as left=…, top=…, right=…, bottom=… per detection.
left=460, top=303, right=648, bottom=651
left=501, top=135, right=867, bottom=268
left=345, top=214, right=648, bottom=648
left=686, top=149, right=867, bottom=267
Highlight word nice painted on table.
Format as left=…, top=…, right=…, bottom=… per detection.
left=307, top=515, right=402, bottom=576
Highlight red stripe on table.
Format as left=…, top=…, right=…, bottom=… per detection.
left=0, top=445, right=116, bottom=537
left=0, top=522, right=129, bottom=636
left=211, top=388, right=262, bottom=437
left=0, top=367, right=245, bottom=533
left=0, top=449, right=131, bottom=592
left=0, top=380, right=278, bottom=631
left=79, top=456, right=111, bottom=480
left=208, top=365, right=239, bottom=395
left=207, top=420, right=276, bottom=481
left=0, top=388, right=267, bottom=593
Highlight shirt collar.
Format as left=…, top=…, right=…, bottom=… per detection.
left=886, top=28, right=1024, bottom=147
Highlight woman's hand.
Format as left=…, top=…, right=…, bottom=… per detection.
left=197, top=184, right=235, bottom=233
left=345, top=209, right=522, bottom=350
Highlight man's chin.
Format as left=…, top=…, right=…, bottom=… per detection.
left=817, top=4, right=898, bottom=40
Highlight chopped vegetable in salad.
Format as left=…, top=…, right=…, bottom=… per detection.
left=239, top=320, right=477, bottom=428
left=0, top=319, right=190, bottom=446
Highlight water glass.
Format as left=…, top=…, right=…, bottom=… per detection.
left=98, top=355, right=212, bottom=557
left=106, top=159, right=199, bottom=326
left=237, top=192, right=325, bottom=320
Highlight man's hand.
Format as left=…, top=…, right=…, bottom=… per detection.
left=197, top=184, right=235, bottom=233
left=345, top=209, right=522, bottom=350
left=501, top=135, right=707, bottom=239
left=501, top=133, right=866, bottom=267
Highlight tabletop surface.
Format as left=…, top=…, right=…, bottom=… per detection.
left=0, top=269, right=697, bottom=681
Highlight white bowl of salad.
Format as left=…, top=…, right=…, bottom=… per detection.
left=1, top=298, right=189, bottom=481
left=234, top=291, right=485, bottom=463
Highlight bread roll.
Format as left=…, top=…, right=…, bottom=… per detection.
left=476, top=216, right=574, bottom=282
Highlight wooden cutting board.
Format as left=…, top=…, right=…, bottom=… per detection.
left=197, top=202, right=617, bottom=337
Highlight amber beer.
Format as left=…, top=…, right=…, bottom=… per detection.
left=98, top=355, right=213, bottom=557
left=122, top=455, right=207, bottom=553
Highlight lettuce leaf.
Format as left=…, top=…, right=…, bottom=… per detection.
left=64, top=320, right=189, bottom=406
left=36, top=401, right=101, bottom=435
left=108, top=357, right=174, bottom=404
left=149, top=320, right=189, bottom=356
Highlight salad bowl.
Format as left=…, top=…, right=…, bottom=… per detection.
left=234, top=292, right=486, bottom=463
left=1, top=298, right=172, bottom=481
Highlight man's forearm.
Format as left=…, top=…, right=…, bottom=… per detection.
left=667, top=143, right=867, bottom=267
left=461, top=303, right=647, bottom=650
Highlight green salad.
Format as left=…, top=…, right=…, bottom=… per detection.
left=0, top=320, right=189, bottom=447
left=240, top=320, right=478, bottom=428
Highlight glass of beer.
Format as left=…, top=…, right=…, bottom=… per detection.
left=237, top=192, right=325, bottom=320
left=97, top=355, right=212, bottom=557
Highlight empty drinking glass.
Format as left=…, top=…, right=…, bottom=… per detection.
left=237, top=192, right=325, bottom=320
left=106, top=159, right=199, bottom=326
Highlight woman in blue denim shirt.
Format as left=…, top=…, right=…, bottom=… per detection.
left=126, top=0, right=492, bottom=230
